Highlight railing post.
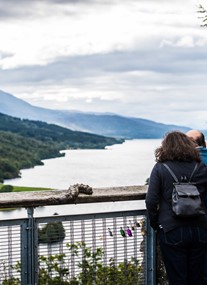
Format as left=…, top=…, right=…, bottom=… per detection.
left=145, top=216, right=156, bottom=285
left=21, top=208, right=38, bottom=285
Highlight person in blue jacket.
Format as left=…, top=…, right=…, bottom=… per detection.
left=186, top=129, right=207, bottom=284
left=186, top=129, right=207, bottom=165
left=146, top=131, right=207, bottom=285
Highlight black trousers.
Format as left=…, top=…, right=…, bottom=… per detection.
left=158, top=226, right=207, bottom=285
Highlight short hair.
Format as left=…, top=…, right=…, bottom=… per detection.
left=194, top=132, right=206, bottom=148
left=155, top=131, right=201, bottom=162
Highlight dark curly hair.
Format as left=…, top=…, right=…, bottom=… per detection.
left=155, top=131, right=201, bottom=162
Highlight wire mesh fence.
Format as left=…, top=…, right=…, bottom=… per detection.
left=0, top=223, right=22, bottom=284
left=0, top=208, right=154, bottom=285
left=37, top=211, right=146, bottom=285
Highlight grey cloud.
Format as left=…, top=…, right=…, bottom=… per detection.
left=0, top=0, right=121, bottom=19
left=53, top=47, right=207, bottom=76
left=0, top=51, right=13, bottom=60
left=0, top=1, right=36, bottom=19
left=1, top=45, right=207, bottom=87
left=0, top=0, right=80, bottom=20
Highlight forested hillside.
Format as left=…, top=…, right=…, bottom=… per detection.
left=0, top=131, right=64, bottom=182
left=0, top=113, right=122, bottom=182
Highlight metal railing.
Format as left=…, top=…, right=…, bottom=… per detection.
left=0, top=185, right=156, bottom=285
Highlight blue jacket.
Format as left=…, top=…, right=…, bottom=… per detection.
left=197, top=146, right=207, bottom=165
left=145, top=161, right=207, bottom=232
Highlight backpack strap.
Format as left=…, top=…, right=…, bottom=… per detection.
left=189, top=163, right=198, bottom=182
left=163, top=163, right=198, bottom=183
left=163, top=163, right=178, bottom=183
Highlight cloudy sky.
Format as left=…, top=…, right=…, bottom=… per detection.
left=0, top=0, right=207, bottom=129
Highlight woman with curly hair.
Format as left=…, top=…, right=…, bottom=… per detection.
left=146, top=131, right=207, bottom=285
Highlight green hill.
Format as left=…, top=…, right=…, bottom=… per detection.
left=0, top=113, right=123, bottom=182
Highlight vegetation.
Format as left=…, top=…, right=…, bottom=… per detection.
left=0, top=185, right=13, bottom=192
left=0, top=184, right=52, bottom=192
left=38, top=222, right=66, bottom=244
left=0, top=112, right=123, bottom=148
left=0, top=130, right=64, bottom=182
left=12, top=186, right=52, bottom=192
left=0, top=112, right=123, bottom=182
left=2, top=241, right=141, bottom=285
left=197, top=4, right=207, bottom=27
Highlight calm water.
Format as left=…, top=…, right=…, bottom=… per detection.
left=5, top=139, right=161, bottom=189
left=2, top=139, right=161, bottom=219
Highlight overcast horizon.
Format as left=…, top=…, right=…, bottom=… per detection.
left=1, top=0, right=207, bottom=129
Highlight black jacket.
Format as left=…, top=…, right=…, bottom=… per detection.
left=145, top=161, right=207, bottom=232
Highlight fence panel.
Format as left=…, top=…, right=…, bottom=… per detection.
left=36, top=210, right=147, bottom=285
left=0, top=207, right=155, bottom=285
left=0, top=220, right=24, bottom=285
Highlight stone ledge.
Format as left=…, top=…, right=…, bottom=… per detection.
left=0, top=185, right=147, bottom=208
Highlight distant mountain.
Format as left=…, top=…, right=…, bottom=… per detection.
left=0, top=89, right=191, bottom=138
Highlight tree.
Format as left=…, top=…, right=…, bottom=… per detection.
left=38, top=222, right=66, bottom=244
left=197, top=4, right=207, bottom=27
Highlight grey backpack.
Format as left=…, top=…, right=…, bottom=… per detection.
left=163, top=163, right=206, bottom=217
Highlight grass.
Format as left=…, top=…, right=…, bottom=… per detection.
left=0, top=184, right=53, bottom=192
left=0, top=184, right=54, bottom=210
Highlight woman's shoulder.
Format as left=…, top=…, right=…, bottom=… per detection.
left=197, top=161, right=207, bottom=174
left=150, top=162, right=166, bottom=176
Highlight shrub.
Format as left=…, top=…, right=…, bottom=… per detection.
left=38, top=222, right=65, bottom=244
left=0, top=185, right=13, bottom=192
left=3, top=242, right=141, bottom=285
